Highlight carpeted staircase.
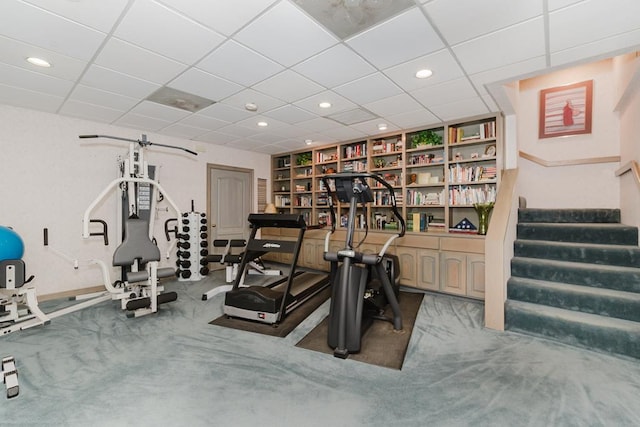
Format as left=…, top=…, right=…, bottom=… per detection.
left=505, top=208, right=640, bottom=359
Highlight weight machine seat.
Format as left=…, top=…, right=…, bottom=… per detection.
left=113, top=217, right=160, bottom=267
left=1, top=260, right=26, bottom=289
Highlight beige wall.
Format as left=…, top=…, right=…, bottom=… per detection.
left=516, top=59, right=620, bottom=209
left=1, top=105, right=271, bottom=295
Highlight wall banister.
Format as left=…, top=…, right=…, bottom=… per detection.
left=519, top=151, right=620, bottom=167
left=615, top=160, right=640, bottom=189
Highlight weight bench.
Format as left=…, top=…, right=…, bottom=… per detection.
left=95, top=217, right=177, bottom=317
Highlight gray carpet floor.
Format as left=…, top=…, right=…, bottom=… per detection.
left=2, top=270, right=640, bottom=426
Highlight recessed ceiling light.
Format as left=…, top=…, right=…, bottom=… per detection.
left=26, top=57, right=51, bottom=68
left=305, top=139, right=313, bottom=145
left=257, top=121, right=268, bottom=127
left=319, top=102, right=332, bottom=109
left=378, top=123, right=388, bottom=131
left=245, top=103, right=258, bottom=112
left=415, top=69, right=433, bottom=79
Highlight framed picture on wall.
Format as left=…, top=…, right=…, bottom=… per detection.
left=538, top=80, right=593, bottom=139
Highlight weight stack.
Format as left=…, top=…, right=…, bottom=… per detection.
left=176, top=212, right=209, bottom=281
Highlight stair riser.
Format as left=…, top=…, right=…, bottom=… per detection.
left=511, top=259, right=640, bottom=293
left=518, top=208, right=621, bottom=223
left=517, top=225, right=638, bottom=245
left=505, top=304, right=640, bottom=359
left=514, top=241, right=640, bottom=268
left=507, top=280, right=640, bottom=322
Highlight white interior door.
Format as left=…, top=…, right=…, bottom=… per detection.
left=208, top=165, right=253, bottom=243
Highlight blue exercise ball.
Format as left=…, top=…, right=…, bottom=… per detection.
left=0, top=226, right=25, bottom=261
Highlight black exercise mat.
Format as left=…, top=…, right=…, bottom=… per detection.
left=209, top=287, right=331, bottom=338
left=295, top=292, right=423, bottom=370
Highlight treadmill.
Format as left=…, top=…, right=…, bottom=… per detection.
left=223, top=213, right=330, bottom=325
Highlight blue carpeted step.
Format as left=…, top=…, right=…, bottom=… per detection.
left=518, top=208, right=621, bottom=223
left=505, top=300, right=640, bottom=359
left=510, top=257, right=640, bottom=293
left=514, top=239, right=640, bottom=267
left=507, top=277, right=640, bottom=322
left=517, top=223, right=638, bottom=245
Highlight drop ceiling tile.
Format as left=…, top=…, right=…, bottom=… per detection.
left=115, top=0, right=224, bottom=64
left=263, top=105, right=317, bottom=124
left=168, top=68, right=243, bottom=103
left=197, top=40, right=283, bottom=87
left=349, top=118, right=399, bottom=136
left=346, top=7, right=443, bottom=69
left=273, top=139, right=315, bottom=151
left=115, top=112, right=173, bottom=132
left=68, top=85, right=139, bottom=111
left=157, top=0, right=277, bottom=36
left=295, top=117, right=343, bottom=133
left=0, top=62, right=73, bottom=97
left=228, top=139, right=270, bottom=150
left=551, top=28, right=640, bottom=67
left=294, top=90, right=357, bottom=116
left=159, top=123, right=209, bottom=139
left=194, top=130, right=236, bottom=145
left=293, top=44, right=375, bottom=88
left=129, top=101, right=191, bottom=122
left=96, top=38, right=187, bottom=84
left=423, top=0, right=542, bottom=45
left=23, top=0, right=129, bottom=33
left=221, top=88, right=286, bottom=113
left=198, top=103, right=254, bottom=123
left=383, top=49, right=464, bottom=92
left=178, top=113, right=229, bottom=130
left=245, top=132, right=286, bottom=144
left=234, top=1, right=337, bottom=67
left=411, top=78, right=478, bottom=109
left=0, top=35, right=87, bottom=81
left=0, top=0, right=106, bottom=60
left=217, top=124, right=259, bottom=138
left=235, top=115, right=288, bottom=131
left=387, top=109, right=440, bottom=129
left=334, top=72, right=403, bottom=105
left=59, top=99, right=124, bottom=123
left=0, top=83, right=63, bottom=112
left=255, top=144, right=288, bottom=155
left=481, top=94, right=499, bottom=112
left=548, top=0, right=589, bottom=12
left=549, top=0, right=640, bottom=53
left=269, top=125, right=309, bottom=139
left=469, top=56, right=546, bottom=95
left=428, top=97, right=489, bottom=122
left=364, top=93, right=422, bottom=118
left=253, top=70, right=325, bottom=103
left=81, top=65, right=160, bottom=99
left=452, top=17, right=545, bottom=75
left=321, top=126, right=368, bottom=141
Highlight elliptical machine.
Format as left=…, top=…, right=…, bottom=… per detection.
left=321, top=172, right=406, bottom=359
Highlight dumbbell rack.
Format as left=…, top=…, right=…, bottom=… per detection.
left=176, top=211, right=209, bottom=281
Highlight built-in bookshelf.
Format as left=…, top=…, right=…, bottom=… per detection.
left=270, top=114, right=502, bottom=235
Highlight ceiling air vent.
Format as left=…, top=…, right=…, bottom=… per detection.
left=146, top=87, right=215, bottom=113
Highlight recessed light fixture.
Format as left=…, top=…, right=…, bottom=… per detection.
left=319, top=102, right=332, bottom=109
left=378, top=123, right=388, bottom=131
left=305, top=139, right=313, bottom=145
left=415, top=69, right=433, bottom=79
left=245, top=103, right=258, bottom=112
left=26, top=57, right=51, bottom=68
left=257, top=121, right=268, bottom=127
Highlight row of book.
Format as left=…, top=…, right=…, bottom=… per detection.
left=316, top=151, right=337, bottom=163
left=407, top=152, right=444, bottom=166
left=293, top=195, right=312, bottom=207
left=371, top=138, right=403, bottom=155
left=449, top=121, right=496, bottom=144
left=342, top=142, right=367, bottom=159
left=371, top=190, right=403, bottom=206
left=342, top=160, right=367, bottom=172
left=449, top=184, right=496, bottom=205
left=448, top=164, right=497, bottom=183
left=274, top=195, right=291, bottom=207
left=406, top=189, right=445, bottom=206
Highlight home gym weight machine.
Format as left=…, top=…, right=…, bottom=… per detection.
left=321, top=172, right=405, bottom=359
left=81, top=134, right=195, bottom=317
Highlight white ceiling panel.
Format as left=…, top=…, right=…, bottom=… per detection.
left=23, top=0, right=130, bottom=33
left=424, top=0, right=543, bottom=46
left=235, top=115, right=289, bottom=131
left=253, top=70, right=325, bottom=103
left=294, top=91, right=357, bottom=116
left=80, top=65, right=160, bottom=99
left=293, top=44, right=375, bottom=88
left=115, top=112, right=173, bottom=132
left=217, top=124, right=260, bottom=138
left=159, top=123, right=208, bottom=139
left=411, top=78, right=478, bottom=109
left=197, top=40, right=283, bottom=87
left=128, top=101, right=191, bottom=122
left=346, top=7, right=443, bottom=69
left=234, top=1, right=337, bottom=67
left=321, top=126, right=368, bottom=141
left=59, top=100, right=124, bottom=123
left=0, top=83, right=63, bottom=112
left=198, top=103, right=254, bottom=123
left=0, top=62, right=73, bottom=97
left=194, top=130, right=237, bottom=145
left=387, top=109, right=440, bottom=130
left=453, top=17, right=546, bottom=75
left=551, top=29, right=640, bottom=68
left=364, top=93, right=423, bottom=118
left=115, top=0, right=225, bottom=64
left=157, top=0, right=277, bottom=36
left=221, top=88, right=286, bottom=113
left=95, top=38, right=187, bottom=84
left=177, top=113, right=229, bottom=130
left=383, top=49, right=464, bottom=92
left=349, top=118, right=399, bottom=136
left=295, top=117, right=343, bottom=133
left=168, top=68, right=243, bottom=102
left=428, top=97, right=489, bottom=122
left=67, top=85, right=139, bottom=111
left=550, top=0, right=640, bottom=53
left=244, top=132, right=288, bottom=144
left=0, top=36, right=87, bottom=81
left=0, top=0, right=106, bottom=60
left=263, top=105, right=317, bottom=124
left=470, top=57, right=547, bottom=95
left=547, top=0, right=585, bottom=12
left=334, top=72, right=403, bottom=105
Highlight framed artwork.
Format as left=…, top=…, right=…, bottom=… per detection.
left=539, top=80, right=593, bottom=139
